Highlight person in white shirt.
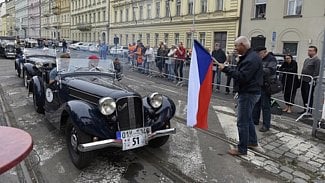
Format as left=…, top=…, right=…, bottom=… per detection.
left=167, top=45, right=177, bottom=81
left=144, top=45, right=155, bottom=75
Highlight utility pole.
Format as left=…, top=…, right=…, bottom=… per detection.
left=191, top=0, right=196, bottom=47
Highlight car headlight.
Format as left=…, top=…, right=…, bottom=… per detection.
left=148, top=92, right=163, bottom=109
left=35, top=62, right=43, bottom=68
left=99, top=97, right=116, bottom=115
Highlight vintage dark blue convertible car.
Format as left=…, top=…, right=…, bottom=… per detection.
left=29, top=58, right=176, bottom=169
left=15, top=48, right=56, bottom=83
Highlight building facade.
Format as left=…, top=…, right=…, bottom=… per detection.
left=0, top=2, right=7, bottom=36
left=70, top=0, right=109, bottom=43
left=109, top=0, right=240, bottom=51
left=15, top=0, right=28, bottom=38
left=27, top=0, right=41, bottom=38
left=6, top=0, right=15, bottom=36
left=241, top=0, right=325, bottom=72
left=40, top=0, right=50, bottom=39
left=58, top=0, right=71, bottom=40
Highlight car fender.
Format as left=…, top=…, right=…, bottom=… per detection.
left=143, top=96, right=176, bottom=131
left=23, top=63, right=37, bottom=77
left=30, top=75, right=45, bottom=103
left=61, top=100, right=116, bottom=139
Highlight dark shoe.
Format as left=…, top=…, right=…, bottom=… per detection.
left=228, top=148, right=246, bottom=156
left=247, top=144, right=259, bottom=149
left=259, top=126, right=269, bottom=132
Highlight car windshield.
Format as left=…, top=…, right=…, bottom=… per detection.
left=23, top=48, right=57, bottom=57
left=56, top=58, right=115, bottom=74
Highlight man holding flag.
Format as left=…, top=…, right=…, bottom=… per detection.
left=218, top=36, right=263, bottom=156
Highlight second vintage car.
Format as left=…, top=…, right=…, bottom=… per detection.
left=29, top=58, right=176, bottom=169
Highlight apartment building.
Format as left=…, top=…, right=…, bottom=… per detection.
left=15, top=0, right=28, bottom=38
left=58, top=0, right=71, bottom=40
left=70, top=0, right=109, bottom=43
left=6, top=0, right=15, bottom=36
left=0, top=2, right=6, bottom=36
left=109, top=0, right=240, bottom=51
left=40, top=0, right=51, bottom=39
left=241, top=0, right=325, bottom=71
left=28, top=0, right=41, bottom=38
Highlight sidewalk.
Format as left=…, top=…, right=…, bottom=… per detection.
left=176, top=91, right=325, bottom=183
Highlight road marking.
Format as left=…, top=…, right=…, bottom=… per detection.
left=212, top=105, right=239, bottom=142
left=168, top=122, right=207, bottom=182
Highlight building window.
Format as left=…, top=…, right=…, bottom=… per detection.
left=186, top=33, right=192, bottom=49
left=155, top=33, right=159, bottom=47
left=147, top=4, right=152, bottom=19
left=254, top=0, right=266, bottom=18
left=139, top=33, right=142, bottom=41
left=114, top=11, right=117, bottom=22
left=132, top=7, right=136, bottom=21
left=146, top=33, right=150, bottom=45
left=139, top=6, right=143, bottom=20
left=199, top=32, right=206, bottom=46
left=165, top=1, right=170, bottom=17
left=201, top=0, right=207, bottom=13
left=174, top=33, right=180, bottom=45
left=176, top=0, right=181, bottom=16
left=120, top=34, right=123, bottom=44
left=287, top=0, right=302, bottom=15
left=98, top=12, right=101, bottom=22
left=120, top=10, right=123, bottom=22
left=126, top=8, right=129, bottom=21
left=125, top=34, right=128, bottom=45
left=164, top=33, right=169, bottom=45
left=283, top=42, right=298, bottom=55
left=188, top=0, right=193, bottom=15
left=214, top=32, right=227, bottom=50
left=156, top=2, right=160, bottom=18
left=103, top=11, right=106, bottom=21
left=216, top=0, right=223, bottom=11
left=132, top=34, right=135, bottom=43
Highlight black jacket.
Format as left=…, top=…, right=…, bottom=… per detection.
left=212, top=49, right=227, bottom=64
left=262, top=52, right=277, bottom=81
left=222, top=48, right=263, bottom=94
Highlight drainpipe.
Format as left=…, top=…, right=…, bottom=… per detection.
left=237, top=0, right=244, bottom=37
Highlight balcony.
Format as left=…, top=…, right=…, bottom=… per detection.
left=77, top=23, right=92, bottom=31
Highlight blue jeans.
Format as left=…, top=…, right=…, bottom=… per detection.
left=167, top=63, right=175, bottom=80
left=237, top=93, right=261, bottom=154
left=143, top=59, right=149, bottom=74
left=252, top=90, right=271, bottom=129
left=212, top=68, right=222, bottom=89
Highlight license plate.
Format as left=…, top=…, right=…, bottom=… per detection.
left=116, top=127, right=151, bottom=151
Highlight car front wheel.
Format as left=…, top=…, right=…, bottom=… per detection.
left=32, top=86, right=44, bottom=113
left=66, top=118, right=94, bottom=169
left=23, top=70, right=29, bottom=88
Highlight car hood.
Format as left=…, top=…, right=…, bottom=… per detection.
left=65, top=77, right=140, bottom=100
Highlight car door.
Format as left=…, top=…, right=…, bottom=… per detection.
left=44, top=80, right=62, bottom=127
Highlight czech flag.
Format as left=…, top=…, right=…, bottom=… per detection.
left=187, top=40, right=213, bottom=130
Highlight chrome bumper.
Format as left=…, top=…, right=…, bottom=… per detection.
left=78, top=128, right=176, bottom=152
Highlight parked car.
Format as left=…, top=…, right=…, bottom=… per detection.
left=109, top=45, right=129, bottom=56
left=22, top=55, right=56, bottom=88
left=79, top=42, right=94, bottom=51
left=15, top=48, right=56, bottom=79
left=69, top=42, right=84, bottom=50
left=29, top=58, right=176, bottom=169
left=89, top=44, right=99, bottom=52
left=4, top=42, right=16, bottom=58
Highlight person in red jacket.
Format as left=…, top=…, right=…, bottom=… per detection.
left=174, top=42, right=186, bottom=85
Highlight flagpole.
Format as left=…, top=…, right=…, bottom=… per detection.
left=191, top=0, right=195, bottom=47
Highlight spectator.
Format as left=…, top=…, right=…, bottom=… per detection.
left=174, top=42, right=186, bottom=85
left=279, top=54, right=299, bottom=113
left=144, top=44, right=155, bottom=75
left=135, top=42, right=146, bottom=72
left=252, top=46, right=277, bottom=132
left=62, top=39, right=67, bottom=53
left=114, top=57, right=122, bottom=74
left=157, top=42, right=167, bottom=77
left=167, top=45, right=177, bottom=81
left=99, top=41, right=108, bottom=59
left=218, top=36, right=263, bottom=156
left=128, top=42, right=137, bottom=69
left=212, top=43, right=227, bottom=91
left=300, top=46, right=320, bottom=114
left=225, top=50, right=238, bottom=95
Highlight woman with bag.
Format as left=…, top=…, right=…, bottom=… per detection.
left=279, top=54, right=299, bottom=113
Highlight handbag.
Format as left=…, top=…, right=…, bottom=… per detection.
left=265, top=78, right=282, bottom=95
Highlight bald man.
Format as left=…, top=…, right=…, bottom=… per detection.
left=218, top=36, right=263, bottom=156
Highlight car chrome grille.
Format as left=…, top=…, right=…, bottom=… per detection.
left=117, top=97, right=143, bottom=131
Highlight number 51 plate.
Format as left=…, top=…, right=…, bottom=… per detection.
left=116, top=127, right=152, bottom=151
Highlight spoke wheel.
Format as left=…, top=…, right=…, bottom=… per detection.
left=32, top=86, right=44, bottom=114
